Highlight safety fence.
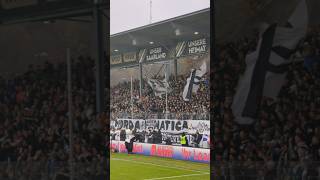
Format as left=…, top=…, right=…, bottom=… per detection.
left=111, top=112, right=210, bottom=121
left=111, top=140, right=210, bottom=163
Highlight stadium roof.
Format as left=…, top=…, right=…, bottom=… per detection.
left=0, top=0, right=108, bottom=25
left=110, top=8, right=210, bottom=55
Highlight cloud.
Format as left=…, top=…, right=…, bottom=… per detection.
left=111, top=0, right=210, bottom=34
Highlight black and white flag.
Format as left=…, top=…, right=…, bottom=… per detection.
left=183, top=62, right=207, bottom=101
left=147, top=78, right=171, bottom=97
left=232, top=0, right=308, bottom=125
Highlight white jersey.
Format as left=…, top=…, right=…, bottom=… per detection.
left=125, top=134, right=135, bottom=143
left=199, top=134, right=209, bottom=148
left=125, top=129, right=134, bottom=143
left=115, top=130, right=120, bottom=141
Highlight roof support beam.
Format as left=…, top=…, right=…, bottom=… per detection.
left=94, top=4, right=107, bottom=114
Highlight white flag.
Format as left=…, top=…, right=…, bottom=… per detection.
left=147, top=78, right=171, bottom=97
left=183, top=62, right=207, bottom=101
left=232, top=0, right=308, bottom=125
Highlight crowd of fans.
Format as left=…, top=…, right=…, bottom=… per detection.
left=0, top=57, right=107, bottom=179
left=212, top=26, right=320, bottom=179
left=110, top=128, right=163, bottom=144
left=110, top=67, right=210, bottom=120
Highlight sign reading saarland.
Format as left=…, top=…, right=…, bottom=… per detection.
left=146, top=47, right=167, bottom=61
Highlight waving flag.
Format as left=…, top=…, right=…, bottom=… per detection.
left=232, top=0, right=308, bottom=125
left=147, top=78, right=171, bottom=97
left=183, top=62, right=207, bottom=101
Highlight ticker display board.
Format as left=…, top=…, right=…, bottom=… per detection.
left=111, top=141, right=210, bottom=163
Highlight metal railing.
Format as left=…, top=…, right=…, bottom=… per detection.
left=111, top=112, right=210, bottom=120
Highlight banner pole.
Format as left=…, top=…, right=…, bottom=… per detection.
left=165, top=63, right=169, bottom=119
left=67, top=48, right=74, bottom=180
left=165, top=86, right=168, bottom=119
left=131, top=76, right=133, bottom=119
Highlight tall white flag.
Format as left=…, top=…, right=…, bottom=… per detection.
left=147, top=78, right=171, bottom=97
left=232, top=0, right=308, bottom=125
left=183, top=62, right=207, bottom=101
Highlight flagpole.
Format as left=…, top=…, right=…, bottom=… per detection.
left=165, top=86, right=168, bottom=119
left=67, top=48, right=74, bottom=180
left=131, top=76, right=133, bottom=119
left=165, top=63, right=169, bottom=119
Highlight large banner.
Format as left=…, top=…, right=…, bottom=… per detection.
left=110, top=141, right=210, bottom=163
left=111, top=119, right=210, bottom=146
left=111, top=119, right=210, bottom=134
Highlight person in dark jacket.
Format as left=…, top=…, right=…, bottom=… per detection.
left=157, top=129, right=162, bottom=144
left=120, top=128, right=126, bottom=141
left=193, top=131, right=203, bottom=148
left=125, top=129, right=136, bottom=154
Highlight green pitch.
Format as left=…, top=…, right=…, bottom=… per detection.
left=111, top=152, right=210, bottom=180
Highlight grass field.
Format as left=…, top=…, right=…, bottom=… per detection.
left=111, top=152, right=210, bottom=180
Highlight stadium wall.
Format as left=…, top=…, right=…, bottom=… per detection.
left=111, top=140, right=210, bottom=164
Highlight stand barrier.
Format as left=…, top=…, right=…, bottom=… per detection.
left=110, top=140, right=210, bottom=164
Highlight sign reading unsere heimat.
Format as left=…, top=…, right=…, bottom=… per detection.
left=176, top=38, right=208, bottom=57
left=187, top=38, right=207, bottom=54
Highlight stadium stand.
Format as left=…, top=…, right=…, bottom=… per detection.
left=212, top=25, right=320, bottom=179
left=110, top=71, right=210, bottom=120
left=0, top=57, right=108, bottom=179
left=110, top=56, right=210, bottom=149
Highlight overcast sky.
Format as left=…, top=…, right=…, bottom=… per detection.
left=111, top=0, right=210, bottom=34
